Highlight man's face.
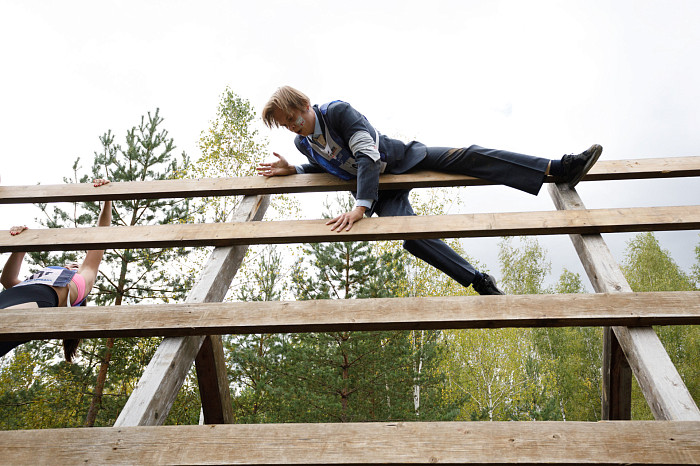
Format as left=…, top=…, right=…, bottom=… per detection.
left=273, top=105, right=315, bottom=137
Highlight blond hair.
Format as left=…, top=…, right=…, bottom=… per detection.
left=262, top=86, right=311, bottom=128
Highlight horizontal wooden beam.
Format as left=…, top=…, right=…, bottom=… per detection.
left=1, top=156, right=698, bottom=204
left=1, top=292, right=698, bottom=340
left=0, top=421, right=698, bottom=464
left=1, top=205, right=698, bottom=253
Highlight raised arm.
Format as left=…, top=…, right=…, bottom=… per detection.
left=77, top=179, right=112, bottom=292
left=0, top=226, right=28, bottom=289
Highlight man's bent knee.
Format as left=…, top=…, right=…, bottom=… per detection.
left=403, top=239, right=420, bottom=254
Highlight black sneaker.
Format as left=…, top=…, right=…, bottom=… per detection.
left=560, top=144, right=603, bottom=188
left=472, top=273, right=504, bottom=295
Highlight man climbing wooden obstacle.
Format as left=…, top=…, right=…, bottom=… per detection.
left=257, top=86, right=602, bottom=295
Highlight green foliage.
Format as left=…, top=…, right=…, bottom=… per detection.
left=530, top=270, right=602, bottom=421
left=693, top=235, right=700, bottom=288
left=621, top=232, right=700, bottom=419
left=164, top=367, right=202, bottom=425
left=0, top=109, right=194, bottom=429
left=622, top=232, right=695, bottom=293
left=498, top=236, right=551, bottom=295
left=225, top=246, right=286, bottom=423
left=530, top=325, right=603, bottom=421
left=555, top=268, right=588, bottom=294
left=187, top=86, right=299, bottom=223
left=439, top=328, right=543, bottom=421
left=225, top=195, right=452, bottom=422
left=291, top=195, right=406, bottom=301
left=440, top=237, right=603, bottom=421
left=184, top=87, right=301, bottom=299
left=292, top=240, right=405, bottom=300
left=282, top=206, right=416, bottom=421
left=33, top=109, right=193, bottom=305
left=189, top=88, right=269, bottom=222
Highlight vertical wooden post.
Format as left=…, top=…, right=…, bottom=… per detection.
left=114, top=195, right=269, bottom=426
left=195, top=335, right=233, bottom=424
left=602, top=327, right=632, bottom=419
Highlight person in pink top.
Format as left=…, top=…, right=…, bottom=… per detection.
left=0, top=178, right=112, bottom=361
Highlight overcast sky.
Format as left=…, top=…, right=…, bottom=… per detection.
left=1, top=0, right=699, bottom=288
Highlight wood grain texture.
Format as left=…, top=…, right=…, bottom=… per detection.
left=603, top=326, right=632, bottom=420
left=1, top=292, right=698, bottom=340
left=1, top=156, right=698, bottom=204
left=1, top=205, right=699, bottom=253
left=548, top=183, right=700, bottom=421
left=114, top=195, right=269, bottom=427
left=0, top=421, right=698, bottom=464
left=195, top=335, right=234, bottom=424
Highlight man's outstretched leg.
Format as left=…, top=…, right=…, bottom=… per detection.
left=373, top=190, right=504, bottom=295
left=417, top=144, right=603, bottom=195
left=402, top=238, right=504, bottom=295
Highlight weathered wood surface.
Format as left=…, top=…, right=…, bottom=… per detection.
left=1, top=292, right=699, bottom=340
left=0, top=421, right=698, bottom=464
left=1, top=156, right=698, bottom=204
left=2, top=205, right=699, bottom=253
left=114, top=195, right=269, bottom=427
left=604, top=326, right=633, bottom=420
left=195, top=335, right=234, bottom=424
left=548, top=184, right=700, bottom=421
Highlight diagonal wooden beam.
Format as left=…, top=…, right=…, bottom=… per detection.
left=1, top=156, right=698, bottom=204
left=548, top=183, right=700, bottom=421
left=1, top=205, right=699, bottom=253
left=1, top=421, right=699, bottom=464
left=113, top=195, right=269, bottom=427
left=1, top=292, right=699, bottom=340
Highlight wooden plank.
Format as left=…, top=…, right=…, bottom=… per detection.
left=113, top=195, right=269, bottom=427
left=603, top=327, right=633, bottom=419
left=195, top=335, right=234, bottom=424
left=0, top=421, right=698, bottom=464
left=547, top=184, right=634, bottom=419
left=548, top=183, right=700, bottom=421
left=1, top=292, right=699, bottom=340
left=1, top=205, right=699, bottom=253
left=582, top=155, right=700, bottom=181
left=1, top=156, right=698, bottom=204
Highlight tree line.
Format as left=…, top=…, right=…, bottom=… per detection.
left=1, top=89, right=698, bottom=429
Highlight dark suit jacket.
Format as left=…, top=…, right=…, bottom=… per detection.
left=294, top=101, right=427, bottom=202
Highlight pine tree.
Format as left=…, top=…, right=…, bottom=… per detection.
left=226, top=246, right=288, bottom=423
left=0, top=109, right=194, bottom=429
left=241, top=195, right=419, bottom=422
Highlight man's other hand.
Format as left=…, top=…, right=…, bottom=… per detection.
left=327, top=206, right=367, bottom=232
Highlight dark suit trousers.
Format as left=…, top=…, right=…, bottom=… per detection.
left=373, top=145, right=549, bottom=287
left=416, top=145, right=550, bottom=195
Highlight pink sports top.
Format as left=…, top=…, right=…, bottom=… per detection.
left=16, top=266, right=88, bottom=307
left=70, top=273, right=87, bottom=306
